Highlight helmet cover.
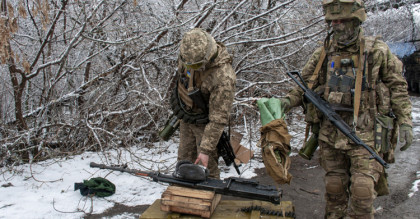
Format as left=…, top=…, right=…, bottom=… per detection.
left=323, top=0, right=366, bottom=22
left=179, top=28, right=217, bottom=70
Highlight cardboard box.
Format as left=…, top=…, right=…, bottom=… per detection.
left=230, top=131, right=243, bottom=153
left=229, top=131, right=254, bottom=164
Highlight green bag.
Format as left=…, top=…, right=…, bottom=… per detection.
left=257, top=98, right=284, bottom=126
left=74, top=177, right=116, bottom=197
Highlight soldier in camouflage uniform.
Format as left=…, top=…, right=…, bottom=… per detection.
left=279, top=0, right=413, bottom=218
left=173, top=28, right=236, bottom=179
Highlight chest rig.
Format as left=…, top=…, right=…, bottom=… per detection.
left=324, top=52, right=364, bottom=111
left=170, top=68, right=211, bottom=124
left=323, top=37, right=374, bottom=128
left=304, top=37, right=380, bottom=132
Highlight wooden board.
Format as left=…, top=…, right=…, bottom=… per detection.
left=160, top=186, right=221, bottom=218
left=141, top=199, right=295, bottom=219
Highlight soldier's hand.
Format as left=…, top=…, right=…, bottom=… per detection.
left=195, top=153, right=209, bottom=167
left=399, top=124, right=413, bottom=151
left=279, top=98, right=291, bottom=113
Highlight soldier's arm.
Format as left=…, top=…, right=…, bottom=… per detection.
left=200, top=64, right=236, bottom=154
left=376, top=43, right=413, bottom=126
left=287, top=46, right=324, bottom=108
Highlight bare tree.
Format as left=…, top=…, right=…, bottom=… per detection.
left=0, top=0, right=418, bottom=167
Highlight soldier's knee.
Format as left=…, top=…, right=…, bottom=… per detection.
left=326, top=175, right=345, bottom=194
left=326, top=175, right=347, bottom=202
left=350, top=174, right=375, bottom=213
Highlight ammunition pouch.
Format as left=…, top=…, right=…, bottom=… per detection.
left=170, top=80, right=209, bottom=124
left=375, top=114, right=396, bottom=163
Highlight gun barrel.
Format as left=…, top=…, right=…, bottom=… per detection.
left=90, top=162, right=152, bottom=175
left=287, top=71, right=389, bottom=169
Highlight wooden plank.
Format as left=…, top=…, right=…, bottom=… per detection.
left=163, top=185, right=215, bottom=200
left=161, top=199, right=210, bottom=211
left=165, top=205, right=211, bottom=218
left=160, top=186, right=221, bottom=218
left=161, top=195, right=212, bottom=207
left=210, top=194, right=221, bottom=213
left=141, top=199, right=296, bottom=219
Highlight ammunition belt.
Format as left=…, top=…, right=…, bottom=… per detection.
left=240, top=206, right=296, bottom=218
left=170, top=82, right=209, bottom=124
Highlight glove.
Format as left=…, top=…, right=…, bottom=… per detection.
left=279, top=98, right=291, bottom=113
left=399, top=124, right=413, bottom=151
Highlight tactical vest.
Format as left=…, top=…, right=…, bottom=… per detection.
left=307, top=36, right=386, bottom=121
left=307, top=36, right=397, bottom=161
left=170, top=67, right=211, bottom=124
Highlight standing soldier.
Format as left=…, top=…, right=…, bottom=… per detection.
left=279, top=0, right=413, bottom=218
left=170, top=28, right=236, bottom=179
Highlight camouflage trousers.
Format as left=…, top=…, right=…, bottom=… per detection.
left=178, top=121, right=220, bottom=179
left=319, top=141, right=383, bottom=219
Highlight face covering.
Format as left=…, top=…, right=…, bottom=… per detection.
left=331, top=19, right=360, bottom=47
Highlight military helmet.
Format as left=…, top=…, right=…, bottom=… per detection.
left=323, top=0, right=366, bottom=23
left=179, top=28, right=217, bottom=70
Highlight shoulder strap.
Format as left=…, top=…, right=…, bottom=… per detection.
left=308, top=47, right=327, bottom=89
left=303, top=45, right=327, bottom=146
left=353, top=37, right=365, bottom=128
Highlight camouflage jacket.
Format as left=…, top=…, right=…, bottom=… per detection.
left=177, top=43, right=236, bottom=154
left=287, top=34, right=412, bottom=149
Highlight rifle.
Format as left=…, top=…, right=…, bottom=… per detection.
left=218, top=131, right=241, bottom=175
left=90, top=162, right=281, bottom=204
left=286, top=71, right=389, bottom=169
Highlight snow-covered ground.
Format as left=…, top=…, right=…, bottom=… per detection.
left=0, top=138, right=265, bottom=218
left=1, top=96, right=419, bottom=219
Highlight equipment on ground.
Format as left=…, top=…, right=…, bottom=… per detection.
left=286, top=71, right=389, bottom=169
left=74, top=177, right=116, bottom=197
left=89, top=162, right=281, bottom=204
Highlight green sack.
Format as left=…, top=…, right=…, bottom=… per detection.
left=257, top=98, right=284, bottom=126
left=74, top=177, right=116, bottom=197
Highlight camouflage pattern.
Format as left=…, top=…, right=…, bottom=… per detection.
left=177, top=31, right=236, bottom=179
left=178, top=121, right=220, bottom=178
left=323, top=0, right=366, bottom=22
left=332, top=19, right=360, bottom=46
left=179, top=28, right=217, bottom=66
left=286, top=27, right=412, bottom=218
left=319, top=141, right=383, bottom=219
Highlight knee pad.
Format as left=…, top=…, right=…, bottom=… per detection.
left=326, top=175, right=345, bottom=195
left=350, top=174, right=375, bottom=215
left=351, top=174, right=374, bottom=200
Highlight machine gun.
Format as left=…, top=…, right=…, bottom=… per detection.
left=90, top=162, right=281, bottom=204
left=286, top=71, right=389, bottom=169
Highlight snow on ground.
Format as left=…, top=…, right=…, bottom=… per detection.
left=0, top=138, right=265, bottom=218
left=1, top=96, right=419, bottom=219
